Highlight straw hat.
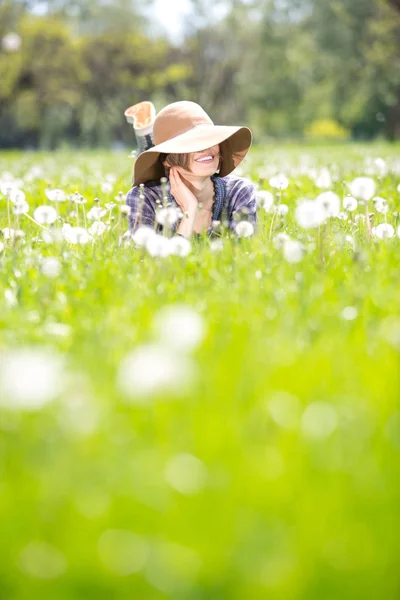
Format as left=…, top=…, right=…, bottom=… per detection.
left=133, top=101, right=252, bottom=186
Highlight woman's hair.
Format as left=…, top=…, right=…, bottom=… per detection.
left=160, top=152, right=192, bottom=175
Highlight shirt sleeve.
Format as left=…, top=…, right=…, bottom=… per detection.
left=228, top=179, right=257, bottom=231
left=125, top=186, right=156, bottom=232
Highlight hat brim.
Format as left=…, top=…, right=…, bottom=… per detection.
left=133, top=124, right=252, bottom=186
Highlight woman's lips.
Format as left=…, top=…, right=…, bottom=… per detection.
left=195, top=154, right=215, bottom=163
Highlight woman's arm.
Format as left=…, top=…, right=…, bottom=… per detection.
left=125, top=186, right=156, bottom=232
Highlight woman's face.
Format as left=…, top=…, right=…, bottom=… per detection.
left=177, top=144, right=220, bottom=177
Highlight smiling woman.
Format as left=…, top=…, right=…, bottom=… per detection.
left=124, top=101, right=257, bottom=239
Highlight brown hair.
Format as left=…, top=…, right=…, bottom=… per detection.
left=160, top=152, right=192, bottom=177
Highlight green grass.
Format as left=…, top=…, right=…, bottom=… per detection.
left=0, top=145, right=400, bottom=599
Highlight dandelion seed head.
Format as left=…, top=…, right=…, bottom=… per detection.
left=45, top=189, right=66, bottom=202
left=132, top=226, right=155, bottom=248
left=348, top=177, right=376, bottom=202
left=118, top=344, right=194, bottom=400
left=343, top=196, right=358, bottom=211
left=63, top=226, right=90, bottom=244
left=98, top=530, right=148, bottom=576
left=168, top=236, right=191, bottom=257
left=154, top=305, right=205, bottom=352
left=146, top=234, right=171, bottom=258
left=41, top=257, right=61, bottom=278
left=372, top=223, right=394, bottom=239
left=341, top=306, right=358, bottom=321
left=269, top=174, right=289, bottom=190
left=34, top=205, right=58, bottom=225
left=256, top=190, right=274, bottom=211
left=19, top=542, right=67, bottom=579
left=235, top=221, right=254, bottom=238
left=0, top=348, right=65, bottom=410
left=164, top=453, right=207, bottom=495
left=316, top=191, right=340, bottom=218
left=295, top=200, right=325, bottom=229
left=301, top=402, right=338, bottom=440
left=283, top=240, right=305, bottom=264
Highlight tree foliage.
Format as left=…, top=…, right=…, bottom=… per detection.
left=0, top=0, right=399, bottom=147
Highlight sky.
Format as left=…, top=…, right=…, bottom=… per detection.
left=150, top=0, right=232, bottom=43
left=151, top=0, right=192, bottom=41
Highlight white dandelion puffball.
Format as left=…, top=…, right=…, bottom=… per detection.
left=273, top=232, right=291, bottom=249
left=283, top=240, right=305, bottom=264
left=164, top=453, right=207, bottom=495
left=348, top=177, right=376, bottom=202
left=0, top=348, right=65, bottom=410
left=343, top=196, right=358, bottom=212
left=70, top=193, right=86, bottom=205
left=269, top=174, right=289, bottom=190
left=2, top=227, right=25, bottom=240
left=372, top=223, right=395, bottom=240
left=2, top=33, right=22, bottom=52
left=63, top=226, right=90, bottom=244
left=45, top=189, right=66, bottom=202
left=256, top=190, right=274, bottom=211
left=42, top=229, right=64, bottom=244
left=373, top=197, right=389, bottom=215
left=41, top=257, right=61, bottom=279
left=276, top=204, right=289, bottom=216
left=13, top=199, right=29, bottom=215
left=210, top=239, right=224, bottom=252
left=19, top=541, right=67, bottom=579
left=8, top=188, right=25, bottom=204
left=118, top=343, right=194, bottom=400
left=156, top=206, right=182, bottom=227
left=341, top=306, right=358, bottom=321
left=87, top=206, right=107, bottom=221
left=235, top=221, right=254, bottom=238
left=132, top=226, right=155, bottom=248
left=97, top=530, right=148, bottom=576
left=101, top=181, right=113, bottom=194
left=168, top=236, right=191, bottom=257
left=34, top=205, right=58, bottom=225
left=88, top=221, right=107, bottom=236
left=301, top=402, right=337, bottom=440
left=295, top=200, right=325, bottom=229
left=154, top=305, right=205, bottom=352
left=145, top=233, right=171, bottom=258
left=315, top=168, right=332, bottom=189
left=316, top=191, right=340, bottom=218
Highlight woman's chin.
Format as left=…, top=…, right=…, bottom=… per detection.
left=192, top=162, right=218, bottom=176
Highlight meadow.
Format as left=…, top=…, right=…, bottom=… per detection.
left=1, top=144, right=400, bottom=599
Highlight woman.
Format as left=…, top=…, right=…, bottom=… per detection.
left=125, top=100, right=256, bottom=239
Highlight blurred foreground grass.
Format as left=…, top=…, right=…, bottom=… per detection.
left=0, top=145, right=400, bottom=599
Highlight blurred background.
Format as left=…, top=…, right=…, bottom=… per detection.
left=0, top=0, right=399, bottom=149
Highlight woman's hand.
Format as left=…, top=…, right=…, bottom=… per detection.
left=169, top=167, right=198, bottom=214
left=169, top=167, right=198, bottom=238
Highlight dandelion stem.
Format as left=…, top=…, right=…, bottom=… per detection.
left=268, top=211, right=277, bottom=242
left=365, top=202, right=372, bottom=238
left=82, top=203, right=87, bottom=230
left=23, top=213, right=49, bottom=231
left=7, top=195, right=11, bottom=231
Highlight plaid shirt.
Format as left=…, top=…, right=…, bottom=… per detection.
left=125, top=174, right=257, bottom=235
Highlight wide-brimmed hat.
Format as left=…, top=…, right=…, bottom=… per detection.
left=133, top=101, right=252, bottom=186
